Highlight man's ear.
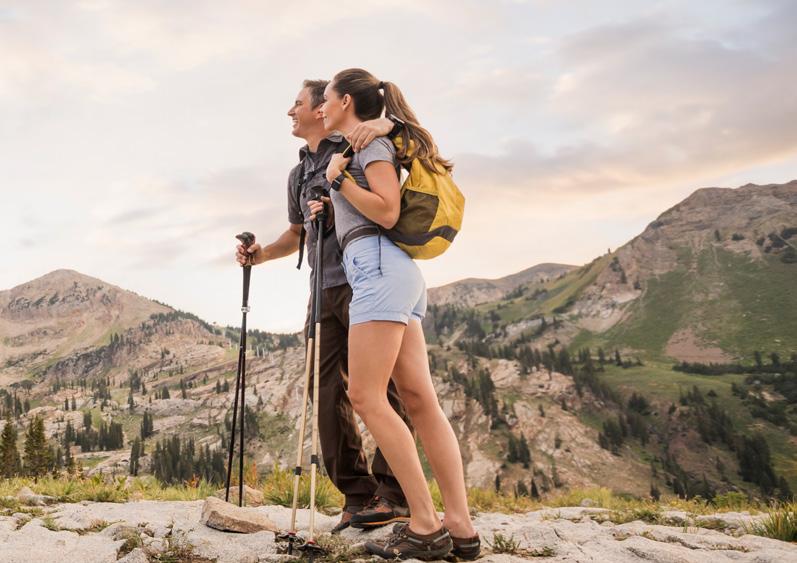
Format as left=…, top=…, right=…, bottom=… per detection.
left=313, top=105, right=324, bottom=120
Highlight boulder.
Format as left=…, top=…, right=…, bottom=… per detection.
left=117, top=548, right=149, bottom=563
left=16, top=486, right=55, bottom=506
left=200, top=496, right=278, bottom=534
left=214, top=484, right=264, bottom=507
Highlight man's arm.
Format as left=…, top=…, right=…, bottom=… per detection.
left=257, top=223, right=302, bottom=262
left=236, top=223, right=302, bottom=266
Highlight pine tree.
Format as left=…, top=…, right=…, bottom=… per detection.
left=129, top=438, right=142, bottom=476
left=83, top=411, right=92, bottom=430
left=507, top=434, right=518, bottom=463
left=551, top=460, right=562, bottom=487
left=530, top=479, right=540, bottom=499
left=23, top=416, right=51, bottom=479
left=140, top=410, right=154, bottom=440
left=518, top=433, right=531, bottom=469
left=128, top=392, right=135, bottom=413
left=777, top=476, right=793, bottom=501
left=64, top=443, right=75, bottom=475
left=0, top=416, right=21, bottom=477
left=71, top=396, right=76, bottom=411
left=64, top=398, right=69, bottom=411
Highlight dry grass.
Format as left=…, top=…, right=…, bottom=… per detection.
left=261, top=465, right=343, bottom=513
left=745, top=502, right=797, bottom=542
left=0, top=474, right=777, bottom=527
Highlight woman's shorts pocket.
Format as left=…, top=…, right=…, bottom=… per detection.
left=350, top=252, right=382, bottom=281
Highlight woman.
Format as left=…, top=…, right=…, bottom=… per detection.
left=307, top=68, right=479, bottom=561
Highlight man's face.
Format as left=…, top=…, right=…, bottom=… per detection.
left=287, top=87, right=322, bottom=139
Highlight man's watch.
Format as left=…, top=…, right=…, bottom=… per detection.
left=330, top=172, right=345, bottom=191
left=387, top=114, right=405, bottom=138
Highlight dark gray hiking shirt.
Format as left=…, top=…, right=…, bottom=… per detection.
left=287, top=135, right=348, bottom=289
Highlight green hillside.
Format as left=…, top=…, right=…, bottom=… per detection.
left=592, top=248, right=797, bottom=361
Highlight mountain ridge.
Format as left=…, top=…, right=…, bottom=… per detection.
left=1, top=180, right=795, bottom=503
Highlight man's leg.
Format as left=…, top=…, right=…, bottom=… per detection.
left=335, top=285, right=412, bottom=524
left=306, top=286, right=376, bottom=513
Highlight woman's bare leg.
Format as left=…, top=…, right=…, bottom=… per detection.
left=348, top=320, right=441, bottom=534
left=391, top=319, right=477, bottom=538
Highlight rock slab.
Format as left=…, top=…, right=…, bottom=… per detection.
left=200, top=496, right=278, bottom=533
left=1, top=501, right=795, bottom=562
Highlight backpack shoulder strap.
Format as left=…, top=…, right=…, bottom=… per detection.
left=296, top=226, right=306, bottom=270
left=293, top=157, right=308, bottom=270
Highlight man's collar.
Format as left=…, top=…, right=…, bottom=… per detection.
left=299, top=133, right=345, bottom=159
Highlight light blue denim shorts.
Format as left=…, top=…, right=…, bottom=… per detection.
left=342, top=234, right=427, bottom=325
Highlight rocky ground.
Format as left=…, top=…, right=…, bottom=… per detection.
left=1, top=497, right=795, bottom=563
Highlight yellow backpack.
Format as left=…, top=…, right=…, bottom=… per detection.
left=366, top=137, right=465, bottom=259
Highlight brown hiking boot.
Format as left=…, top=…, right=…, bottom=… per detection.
left=390, top=522, right=481, bottom=560
left=350, top=495, right=410, bottom=529
left=450, top=531, right=481, bottom=560
left=331, top=507, right=359, bottom=534
left=365, top=523, right=452, bottom=560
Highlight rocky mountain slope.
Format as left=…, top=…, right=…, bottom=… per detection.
left=0, top=270, right=173, bottom=385
left=487, top=181, right=797, bottom=360
left=1, top=181, right=795, bottom=506
left=428, top=263, right=576, bottom=307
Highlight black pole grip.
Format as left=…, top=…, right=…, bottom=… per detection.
left=236, top=232, right=256, bottom=267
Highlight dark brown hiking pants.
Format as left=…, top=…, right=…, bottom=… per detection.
left=303, top=283, right=411, bottom=509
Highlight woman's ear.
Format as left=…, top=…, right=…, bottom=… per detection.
left=342, top=93, right=352, bottom=111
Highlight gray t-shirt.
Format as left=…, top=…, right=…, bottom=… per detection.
left=330, top=136, right=399, bottom=246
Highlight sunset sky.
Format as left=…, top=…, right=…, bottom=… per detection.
left=2, top=0, right=796, bottom=331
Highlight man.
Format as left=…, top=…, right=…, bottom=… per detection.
left=235, top=80, right=411, bottom=532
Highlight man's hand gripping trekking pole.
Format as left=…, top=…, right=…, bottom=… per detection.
left=236, top=232, right=260, bottom=266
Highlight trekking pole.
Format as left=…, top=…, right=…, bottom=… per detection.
left=225, top=231, right=255, bottom=507
left=278, top=286, right=315, bottom=554
left=303, top=193, right=327, bottom=560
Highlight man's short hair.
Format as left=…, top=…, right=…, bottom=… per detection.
left=302, top=79, right=328, bottom=109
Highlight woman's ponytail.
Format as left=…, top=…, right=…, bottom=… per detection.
left=331, top=68, right=453, bottom=174
left=382, top=81, right=453, bottom=173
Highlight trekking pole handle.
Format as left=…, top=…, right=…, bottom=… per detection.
left=309, top=189, right=327, bottom=223
left=236, top=232, right=256, bottom=266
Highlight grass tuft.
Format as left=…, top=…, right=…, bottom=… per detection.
left=746, top=503, right=797, bottom=542
left=262, top=465, right=343, bottom=513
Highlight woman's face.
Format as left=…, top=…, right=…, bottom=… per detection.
left=321, top=82, right=347, bottom=132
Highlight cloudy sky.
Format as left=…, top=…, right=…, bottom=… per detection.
left=2, top=0, right=796, bottom=332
